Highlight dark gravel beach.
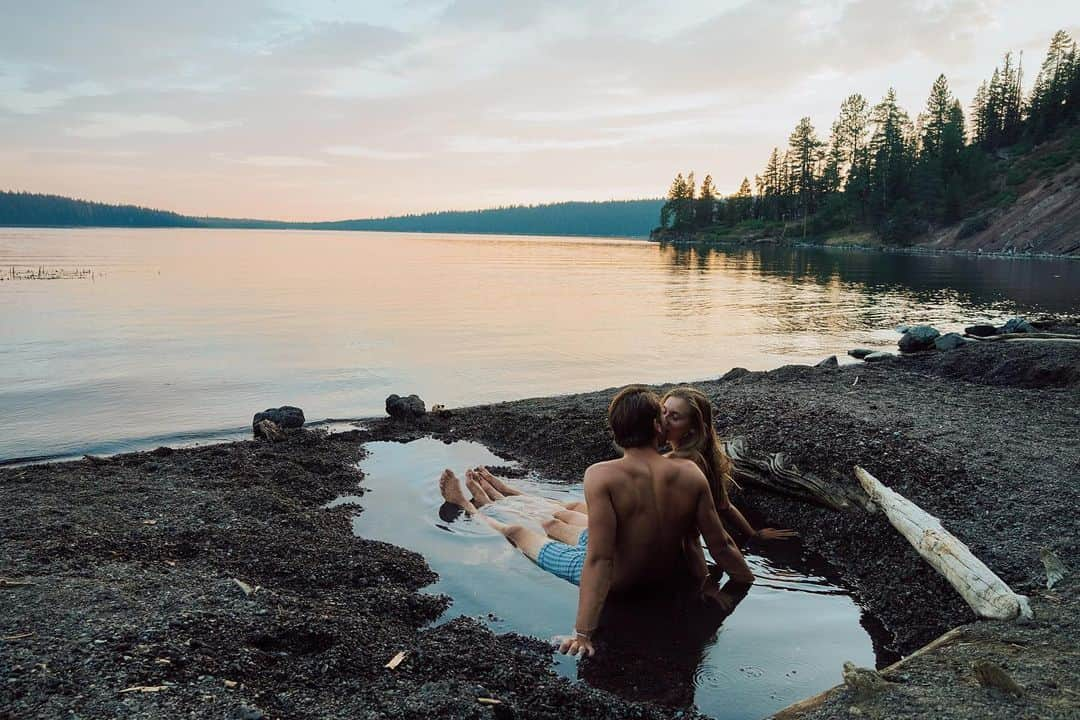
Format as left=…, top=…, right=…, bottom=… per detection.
left=2, top=336, right=1078, bottom=719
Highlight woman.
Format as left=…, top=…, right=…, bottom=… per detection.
left=463, top=386, right=795, bottom=547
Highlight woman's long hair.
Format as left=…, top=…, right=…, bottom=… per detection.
left=661, top=387, right=734, bottom=510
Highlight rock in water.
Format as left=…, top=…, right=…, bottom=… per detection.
left=386, top=394, right=426, bottom=420
left=252, top=406, right=305, bottom=433
left=1000, top=317, right=1035, bottom=334
left=965, top=323, right=998, bottom=337
left=898, top=325, right=940, bottom=352
left=847, top=348, right=875, bottom=359
left=816, top=355, right=839, bottom=368
left=863, top=351, right=895, bottom=363
left=934, top=332, right=971, bottom=351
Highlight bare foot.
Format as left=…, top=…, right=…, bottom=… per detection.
left=440, top=469, right=474, bottom=513
left=470, top=469, right=506, bottom=501
left=476, top=466, right=522, bottom=496
left=465, top=473, right=493, bottom=507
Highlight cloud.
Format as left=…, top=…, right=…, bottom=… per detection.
left=324, top=145, right=428, bottom=160
left=0, top=0, right=1066, bottom=218
left=66, top=113, right=241, bottom=138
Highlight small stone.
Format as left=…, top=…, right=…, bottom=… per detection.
left=236, top=705, right=264, bottom=720
left=863, top=351, right=895, bottom=363
left=847, top=348, right=874, bottom=359
left=898, top=325, right=940, bottom=352
left=815, top=355, right=839, bottom=368
left=252, top=406, right=304, bottom=434
left=1000, top=317, right=1035, bottom=334
left=386, top=394, right=426, bottom=420
left=964, top=323, right=997, bottom=337
left=933, top=332, right=971, bottom=351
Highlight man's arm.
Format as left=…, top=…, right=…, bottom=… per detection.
left=694, top=471, right=754, bottom=585
left=560, top=467, right=616, bottom=657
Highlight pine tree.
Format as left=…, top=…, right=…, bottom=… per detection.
left=696, top=174, right=717, bottom=227
left=868, top=88, right=914, bottom=224
left=731, top=177, right=753, bottom=221
left=831, top=93, right=871, bottom=185
left=1029, top=30, right=1077, bottom=139
left=920, top=74, right=954, bottom=158
left=788, top=117, right=824, bottom=219
left=970, top=81, right=990, bottom=146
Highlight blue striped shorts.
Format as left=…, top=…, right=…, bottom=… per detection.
left=536, top=529, right=589, bottom=586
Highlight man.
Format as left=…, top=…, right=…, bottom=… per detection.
left=438, top=385, right=754, bottom=657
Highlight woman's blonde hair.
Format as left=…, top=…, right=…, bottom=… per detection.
left=661, top=387, right=734, bottom=509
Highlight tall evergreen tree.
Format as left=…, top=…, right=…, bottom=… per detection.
left=788, top=117, right=824, bottom=219
left=696, top=174, right=717, bottom=227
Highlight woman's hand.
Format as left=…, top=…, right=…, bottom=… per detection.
left=754, top=527, right=798, bottom=541
left=556, top=631, right=596, bottom=657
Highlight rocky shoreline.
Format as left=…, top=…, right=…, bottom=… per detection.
left=3, top=336, right=1078, bottom=719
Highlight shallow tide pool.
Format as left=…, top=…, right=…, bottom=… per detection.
left=331, top=438, right=887, bottom=719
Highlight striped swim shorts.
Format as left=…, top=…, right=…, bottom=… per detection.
left=535, top=529, right=589, bottom=586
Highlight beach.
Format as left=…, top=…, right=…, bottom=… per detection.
left=2, top=336, right=1078, bottom=719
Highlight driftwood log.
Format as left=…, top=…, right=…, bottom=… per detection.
left=720, top=436, right=856, bottom=512
left=966, top=331, right=1080, bottom=342
left=854, top=466, right=1031, bottom=620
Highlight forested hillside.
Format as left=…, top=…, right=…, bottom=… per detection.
left=0, top=193, right=201, bottom=228
left=655, top=30, right=1080, bottom=254
left=0, top=194, right=662, bottom=238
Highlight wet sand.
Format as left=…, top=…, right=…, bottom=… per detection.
left=2, top=337, right=1078, bottom=719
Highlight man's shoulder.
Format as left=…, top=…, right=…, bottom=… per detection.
left=664, top=456, right=708, bottom=485
left=584, top=458, right=623, bottom=481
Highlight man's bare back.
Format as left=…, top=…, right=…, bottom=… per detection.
left=584, top=449, right=753, bottom=591
left=568, top=444, right=754, bottom=655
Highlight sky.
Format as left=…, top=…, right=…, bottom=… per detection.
left=0, top=1, right=1075, bottom=220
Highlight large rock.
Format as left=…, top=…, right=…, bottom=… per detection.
left=864, top=351, right=895, bottom=362
left=934, top=332, right=971, bottom=351
left=848, top=348, right=875, bottom=359
left=386, top=394, right=426, bottom=420
left=898, top=325, right=940, bottom=352
left=965, top=324, right=998, bottom=337
left=252, top=406, right=305, bottom=433
left=1000, top=317, right=1035, bottom=334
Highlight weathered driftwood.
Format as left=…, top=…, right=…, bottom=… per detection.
left=720, top=436, right=853, bottom=511
left=854, top=466, right=1031, bottom=621
left=967, top=331, right=1080, bottom=342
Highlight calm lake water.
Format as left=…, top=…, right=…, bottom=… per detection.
left=2, top=227, right=1078, bottom=462
left=337, top=438, right=884, bottom=720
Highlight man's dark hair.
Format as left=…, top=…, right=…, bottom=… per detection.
left=608, top=385, right=661, bottom=449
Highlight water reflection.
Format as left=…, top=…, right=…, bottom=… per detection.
left=1, top=228, right=1077, bottom=461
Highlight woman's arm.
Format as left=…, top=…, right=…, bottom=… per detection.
left=721, top=501, right=798, bottom=542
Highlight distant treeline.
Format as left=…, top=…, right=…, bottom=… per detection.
left=0, top=192, right=202, bottom=228
left=658, top=29, right=1080, bottom=245
left=0, top=192, right=663, bottom=238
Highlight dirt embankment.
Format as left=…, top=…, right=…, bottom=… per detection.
left=2, top=337, right=1078, bottom=719
left=923, top=133, right=1080, bottom=256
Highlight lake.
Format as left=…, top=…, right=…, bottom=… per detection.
left=2, top=227, right=1078, bottom=462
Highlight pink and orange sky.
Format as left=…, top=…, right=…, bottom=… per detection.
left=0, top=1, right=1074, bottom=220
